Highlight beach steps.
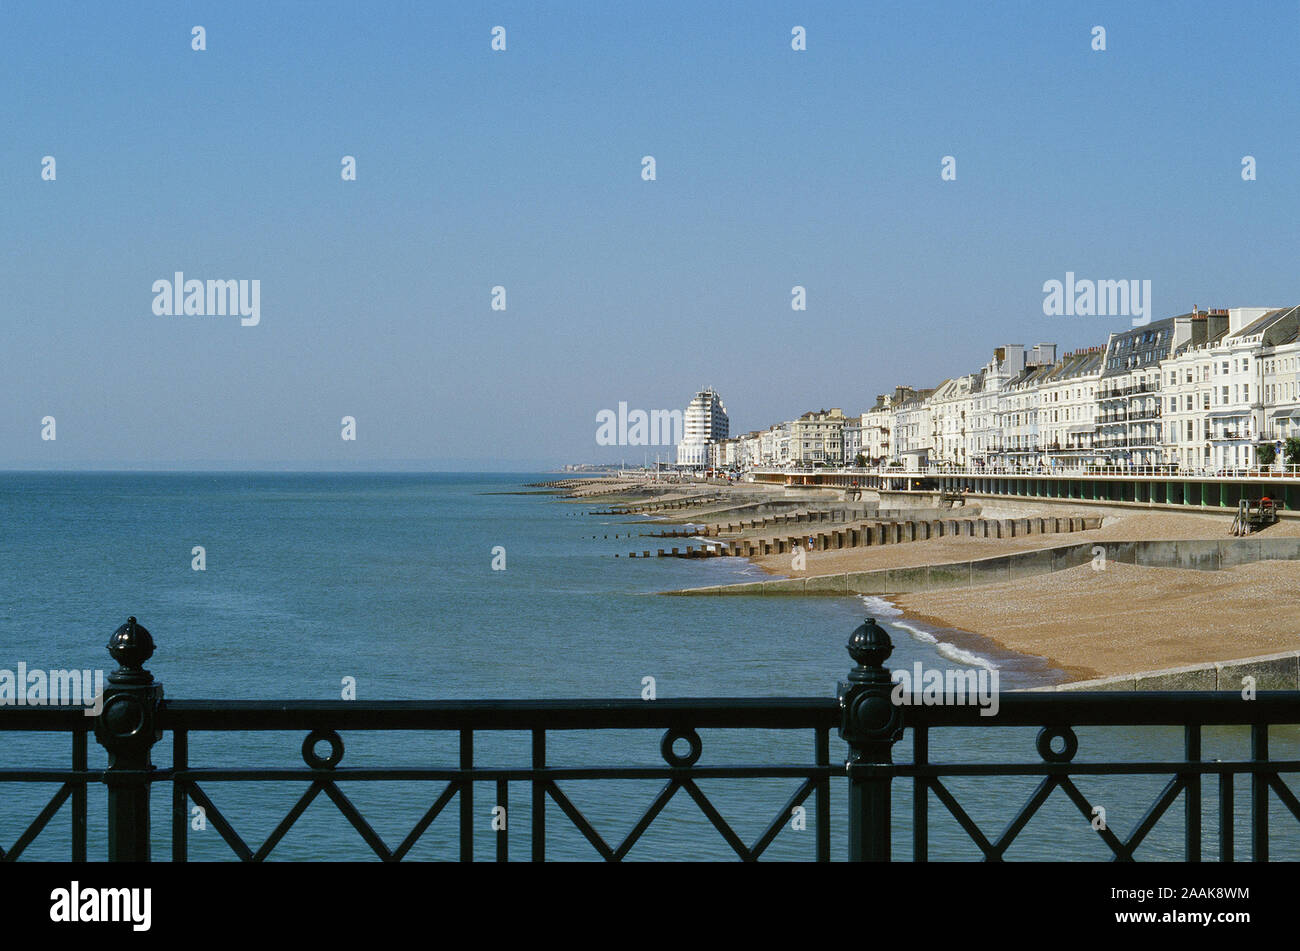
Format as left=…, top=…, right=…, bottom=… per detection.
left=626, top=514, right=1101, bottom=559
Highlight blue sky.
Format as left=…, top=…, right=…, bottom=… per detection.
left=2, top=1, right=1297, bottom=469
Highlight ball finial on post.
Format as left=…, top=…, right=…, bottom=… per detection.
left=106, top=616, right=155, bottom=684
left=838, top=616, right=902, bottom=862
left=96, top=616, right=164, bottom=861
left=847, top=617, right=893, bottom=673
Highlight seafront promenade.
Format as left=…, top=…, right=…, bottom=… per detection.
left=752, top=464, right=1300, bottom=512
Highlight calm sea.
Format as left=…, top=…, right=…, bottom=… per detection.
left=0, top=472, right=1294, bottom=860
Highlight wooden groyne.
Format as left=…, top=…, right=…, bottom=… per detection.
left=627, top=514, right=1101, bottom=559
left=640, top=504, right=983, bottom=539
left=588, top=494, right=728, bottom=515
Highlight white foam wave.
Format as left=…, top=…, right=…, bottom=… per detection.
left=857, top=595, right=902, bottom=618
left=859, top=595, right=998, bottom=670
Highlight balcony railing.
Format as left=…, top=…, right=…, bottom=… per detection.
left=757, top=463, right=1300, bottom=478
left=5, top=617, right=1300, bottom=862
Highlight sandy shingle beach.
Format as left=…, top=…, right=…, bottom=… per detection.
left=570, top=478, right=1300, bottom=682
left=742, top=506, right=1300, bottom=681
left=890, top=560, right=1300, bottom=681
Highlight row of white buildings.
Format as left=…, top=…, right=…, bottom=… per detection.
left=704, top=305, right=1300, bottom=472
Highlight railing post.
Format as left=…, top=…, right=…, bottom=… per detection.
left=838, top=617, right=902, bottom=861
left=93, top=617, right=163, bottom=862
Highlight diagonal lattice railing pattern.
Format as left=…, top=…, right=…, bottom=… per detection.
left=5, top=616, right=1300, bottom=861
left=900, top=715, right=1300, bottom=862
left=166, top=721, right=836, bottom=862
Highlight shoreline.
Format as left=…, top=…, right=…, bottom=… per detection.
left=883, top=559, right=1300, bottom=682
left=859, top=595, right=1076, bottom=687
left=560, top=477, right=1300, bottom=684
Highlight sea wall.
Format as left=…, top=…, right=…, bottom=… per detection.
left=662, top=536, right=1300, bottom=596
left=1028, top=651, right=1300, bottom=691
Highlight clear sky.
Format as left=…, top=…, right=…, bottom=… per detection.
left=2, top=1, right=1297, bottom=469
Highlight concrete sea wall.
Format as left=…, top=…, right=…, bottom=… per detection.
left=662, top=536, right=1300, bottom=596
left=1030, top=651, right=1300, bottom=691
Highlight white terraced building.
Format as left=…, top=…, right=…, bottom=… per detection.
left=737, top=304, right=1300, bottom=476
left=892, top=389, right=935, bottom=465
left=843, top=414, right=864, bottom=465
left=968, top=346, right=1026, bottom=465
left=992, top=345, right=1057, bottom=466
left=929, top=376, right=977, bottom=468
left=1039, top=348, right=1104, bottom=465
left=1159, top=308, right=1283, bottom=470
left=862, top=393, right=904, bottom=465
left=1096, top=319, right=1180, bottom=466
left=1162, top=310, right=1233, bottom=471
left=1260, top=307, right=1300, bottom=450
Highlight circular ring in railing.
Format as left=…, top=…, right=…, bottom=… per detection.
left=660, top=727, right=703, bottom=767
left=302, top=729, right=345, bottom=769
left=100, top=695, right=146, bottom=738
left=1036, top=726, right=1078, bottom=763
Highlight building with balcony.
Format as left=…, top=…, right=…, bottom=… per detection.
left=929, top=374, right=980, bottom=468
left=992, top=345, right=1057, bottom=466
left=791, top=408, right=849, bottom=466
left=675, top=387, right=729, bottom=468
left=1097, top=319, right=1185, bottom=466
left=1162, top=310, right=1232, bottom=470
left=1259, top=307, right=1300, bottom=453
left=1039, top=347, right=1104, bottom=465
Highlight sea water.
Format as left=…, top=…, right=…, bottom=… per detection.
left=0, top=472, right=1293, bottom=860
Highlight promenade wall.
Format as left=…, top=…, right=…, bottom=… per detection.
left=1026, top=651, right=1300, bottom=691
left=662, top=536, right=1300, bottom=596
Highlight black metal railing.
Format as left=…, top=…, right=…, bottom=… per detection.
left=3, top=616, right=1300, bottom=861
